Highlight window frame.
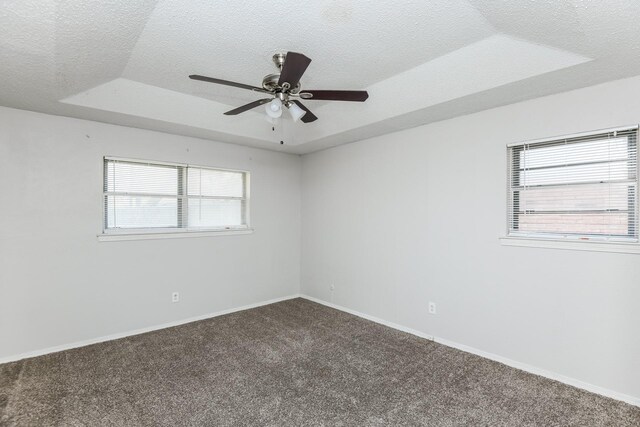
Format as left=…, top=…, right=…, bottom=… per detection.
left=99, top=156, right=252, bottom=241
left=501, top=125, right=640, bottom=253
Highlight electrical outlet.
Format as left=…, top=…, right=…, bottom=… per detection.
left=330, top=284, right=335, bottom=291
left=428, top=301, right=437, bottom=315
left=172, top=292, right=180, bottom=303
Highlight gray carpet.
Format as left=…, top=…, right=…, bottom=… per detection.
left=1, top=298, right=638, bottom=426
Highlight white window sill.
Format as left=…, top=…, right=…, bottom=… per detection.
left=499, top=236, right=640, bottom=254
left=98, top=228, right=254, bottom=242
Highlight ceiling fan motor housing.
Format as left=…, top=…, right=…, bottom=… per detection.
left=263, top=53, right=301, bottom=93
left=262, top=73, right=300, bottom=93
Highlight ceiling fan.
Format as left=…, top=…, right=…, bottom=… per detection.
left=189, top=52, right=369, bottom=123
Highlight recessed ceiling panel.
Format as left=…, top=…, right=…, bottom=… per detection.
left=121, top=0, right=495, bottom=106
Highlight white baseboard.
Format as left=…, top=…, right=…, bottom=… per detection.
left=0, top=294, right=301, bottom=365
left=4, top=293, right=638, bottom=408
left=300, top=294, right=640, bottom=408
left=302, top=295, right=436, bottom=342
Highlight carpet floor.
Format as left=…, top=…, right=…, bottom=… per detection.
left=1, top=298, right=638, bottom=426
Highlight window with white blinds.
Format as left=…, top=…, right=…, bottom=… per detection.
left=103, top=158, right=249, bottom=232
left=507, top=126, right=638, bottom=242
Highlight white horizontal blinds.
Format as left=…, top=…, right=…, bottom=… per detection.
left=186, top=167, right=246, bottom=228
left=508, top=127, right=638, bottom=241
left=104, top=158, right=248, bottom=231
left=104, top=159, right=181, bottom=229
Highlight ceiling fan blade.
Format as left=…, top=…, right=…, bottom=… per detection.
left=224, top=98, right=272, bottom=115
left=277, top=52, right=312, bottom=88
left=299, top=90, right=369, bottom=102
left=292, top=100, right=318, bottom=123
left=189, top=75, right=270, bottom=93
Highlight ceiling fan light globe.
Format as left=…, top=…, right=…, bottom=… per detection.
left=265, top=103, right=282, bottom=118
left=288, top=103, right=307, bottom=122
left=270, top=98, right=282, bottom=111
left=265, top=98, right=283, bottom=118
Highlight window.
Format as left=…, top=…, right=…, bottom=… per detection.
left=103, top=157, right=249, bottom=234
left=507, top=126, right=638, bottom=242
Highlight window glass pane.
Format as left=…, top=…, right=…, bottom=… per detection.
left=516, top=183, right=632, bottom=212
left=106, top=162, right=178, bottom=195
left=104, top=159, right=249, bottom=232
left=519, top=160, right=631, bottom=186
left=521, top=138, right=629, bottom=169
left=187, top=199, right=243, bottom=228
left=106, top=195, right=178, bottom=228
left=517, top=212, right=628, bottom=236
left=508, top=129, right=638, bottom=240
left=188, top=168, right=244, bottom=197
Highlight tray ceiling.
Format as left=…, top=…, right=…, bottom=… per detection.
left=2, top=0, right=640, bottom=154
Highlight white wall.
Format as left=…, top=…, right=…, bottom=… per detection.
left=0, top=106, right=301, bottom=359
left=301, top=75, right=640, bottom=401
left=3, top=74, right=640, bottom=402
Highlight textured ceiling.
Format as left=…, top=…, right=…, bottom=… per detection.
left=2, top=0, right=640, bottom=154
